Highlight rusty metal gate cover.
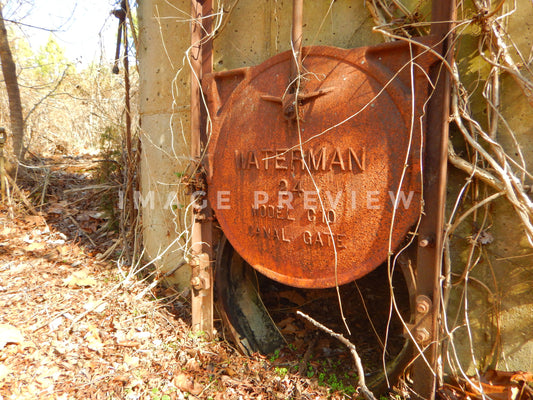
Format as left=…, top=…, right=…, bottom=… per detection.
left=204, top=38, right=438, bottom=288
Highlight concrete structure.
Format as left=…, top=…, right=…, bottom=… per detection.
left=138, top=0, right=532, bottom=374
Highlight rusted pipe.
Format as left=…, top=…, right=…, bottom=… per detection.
left=111, top=0, right=126, bottom=74
left=190, top=0, right=202, bottom=165
left=122, top=12, right=135, bottom=263
left=0, top=127, right=5, bottom=203
left=190, top=0, right=214, bottom=339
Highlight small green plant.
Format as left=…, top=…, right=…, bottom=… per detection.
left=150, top=388, right=161, bottom=400
left=188, top=330, right=208, bottom=340
left=317, top=373, right=356, bottom=397
left=274, top=366, right=288, bottom=377
left=303, top=359, right=358, bottom=398
left=164, top=341, right=179, bottom=351
left=269, top=348, right=280, bottom=362
left=339, top=383, right=356, bottom=397
left=318, top=372, right=326, bottom=386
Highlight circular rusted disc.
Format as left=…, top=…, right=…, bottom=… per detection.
left=207, top=45, right=424, bottom=288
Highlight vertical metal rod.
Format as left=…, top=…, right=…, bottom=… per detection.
left=123, top=10, right=134, bottom=243
left=112, top=21, right=123, bottom=74
left=413, top=1, right=456, bottom=399
left=190, top=1, right=202, bottom=164
left=200, top=0, right=214, bottom=339
left=0, top=128, right=5, bottom=203
left=190, top=0, right=214, bottom=339
left=112, top=0, right=127, bottom=74
left=290, top=0, right=303, bottom=85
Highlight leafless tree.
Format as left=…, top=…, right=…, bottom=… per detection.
left=0, top=2, right=25, bottom=160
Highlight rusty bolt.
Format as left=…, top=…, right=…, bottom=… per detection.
left=419, top=238, right=430, bottom=247
left=415, top=327, right=430, bottom=343
left=190, top=276, right=203, bottom=289
left=415, top=295, right=431, bottom=314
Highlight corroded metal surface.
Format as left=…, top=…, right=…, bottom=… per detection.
left=190, top=0, right=214, bottom=338
left=204, top=38, right=439, bottom=289
left=413, top=2, right=457, bottom=398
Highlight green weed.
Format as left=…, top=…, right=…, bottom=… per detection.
left=269, top=348, right=280, bottom=362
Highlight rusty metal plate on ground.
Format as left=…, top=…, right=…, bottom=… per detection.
left=204, top=38, right=438, bottom=288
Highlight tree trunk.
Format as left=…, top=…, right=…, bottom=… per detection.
left=0, top=4, right=25, bottom=160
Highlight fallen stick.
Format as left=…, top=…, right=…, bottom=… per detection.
left=96, top=237, right=122, bottom=261
left=68, top=215, right=97, bottom=247
left=296, top=310, right=378, bottom=400
left=298, top=334, right=317, bottom=378
left=5, top=173, right=38, bottom=215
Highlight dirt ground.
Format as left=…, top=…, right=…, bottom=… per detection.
left=0, top=154, right=379, bottom=400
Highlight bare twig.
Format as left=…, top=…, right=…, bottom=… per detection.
left=96, top=238, right=123, bottom=261
left=447, top=142, right=503, bottom=191
left=298, top=334, right=317, bottom=378
left=23, top=67, right=69, bottom=125
left=124, top=0, right=139, bottom=58
left=66, top=280, right=126, bottom=333
left=68, top=215, right=97, bottom=247
left=39, top=168, right=50, bottom=207
left=296, top=311, right=378, bottom=400
left=5, top=173, right=38, bottom=215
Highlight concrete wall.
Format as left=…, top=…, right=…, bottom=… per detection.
left=138, top=0, right=532, bottom=373
left=138, top=0, right=192, bottom=285
left=444, top=2, right=533, bottom=373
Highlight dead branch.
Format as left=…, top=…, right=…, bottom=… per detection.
left=5, top=173, right=38, bottom=215
left=68, top=215, right=97, bottom=247
left=298, top=334, right=317, bottom=378
left=447, top=142, right=503, bottom=191
left=23, top=67, right=69, bottom=125
left=296, top=311, right=378, bottom=400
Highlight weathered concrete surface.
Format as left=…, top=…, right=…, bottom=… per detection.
left=445, top=1, right=533, bottom=373
left=212, top=0, right=382, bottom=71
left=138, top=0, right=192, bottom=285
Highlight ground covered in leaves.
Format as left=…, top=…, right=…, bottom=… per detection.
left=0, top=155, right=370, bottom=400
left=1, top=155, right=532, bottom=400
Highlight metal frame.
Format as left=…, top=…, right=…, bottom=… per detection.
left=188, top=1, right=457, bottom=397
left=190, top=0, right=214, bottom=338
left=412, top=2, right=456, bottom=399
